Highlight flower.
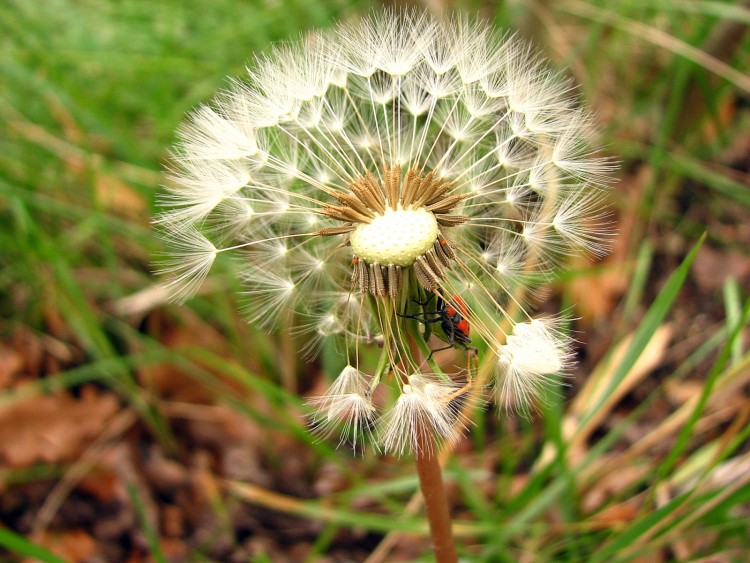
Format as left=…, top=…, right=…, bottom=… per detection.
left=157, top=10, right=614, bottom=453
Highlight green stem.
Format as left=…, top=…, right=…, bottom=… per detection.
left=401, top=291, right=458, bottom=561
left=403, top=285, right=448, bottom=379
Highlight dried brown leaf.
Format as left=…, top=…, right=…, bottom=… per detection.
left=0, top=387, right=119, bottom=467
left=0, top=344, right=23, bottom=389
left=30, top=529, right=97, bottom=563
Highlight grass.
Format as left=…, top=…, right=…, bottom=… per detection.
left=1, top=0, right=749, bottom=560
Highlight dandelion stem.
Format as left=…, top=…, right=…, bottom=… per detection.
left=415, top=446, right=458, bottom=563
left=404, top=309, right=458, bottom=562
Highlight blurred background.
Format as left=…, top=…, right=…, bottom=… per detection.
left=1, top=0, right=749, bottom=561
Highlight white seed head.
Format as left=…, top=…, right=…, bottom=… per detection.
left=156, top=9, right=615, bottom=434
left=350, top=206, right=439, bottom=267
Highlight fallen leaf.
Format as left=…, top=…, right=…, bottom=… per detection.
left=29, top=529, right=97, bottom=563
left=78, top=467, right=120, bottom=503
left=139, top=310, right=244, bottom=404
left=0, top=344, right=23, bottom=389
left=0, top=386, right=119, bottom=467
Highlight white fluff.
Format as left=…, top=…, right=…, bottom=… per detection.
left=156, top=10, right=615, bottom=449
left=496, top=319, right=573, bottom=411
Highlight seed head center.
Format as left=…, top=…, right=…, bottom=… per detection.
left=350, top=206, right=438, bottom=267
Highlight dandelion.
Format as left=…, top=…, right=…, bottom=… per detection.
left=157, top=10, right=613, bottom=457
left=157, top=10, right=614, bottom=559
left=156, top=10, right=614, bottom=439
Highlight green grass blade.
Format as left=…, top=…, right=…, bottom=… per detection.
left=128, top=481, right=167, bottom=563
left=723, top=278, right=744, bottom=363
left=578, top=234, right=706, bottom=431
left=0, top=527, right=67, bottom=563
left=656, top=298, right=750, bottom=482
left=589, top=490, right=694, bottom=563
left=621, top=241, right=654, bottom=323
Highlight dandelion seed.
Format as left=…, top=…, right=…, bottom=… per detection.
left=174, top=106, right=258, bottom=161
left=157, top=9, right=614, bottom=454
left=496, top=319, right=573, bottom=411
left=379, top=374, right=469, bottom=457
left=155, top=227, right=218, bottom=302
left=309, top=366, right=377, bottom=448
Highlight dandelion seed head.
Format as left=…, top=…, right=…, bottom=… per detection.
left=156, top=9, right=616, bottom=454
left=350, top=206, right=439, bottom=267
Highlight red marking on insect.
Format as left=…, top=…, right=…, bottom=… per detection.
left=437, top=295, right=472, bottom=345
left=402, top=293, right=476, bottom=356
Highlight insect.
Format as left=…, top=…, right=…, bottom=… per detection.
left=402, top=293, right=478, bottom=359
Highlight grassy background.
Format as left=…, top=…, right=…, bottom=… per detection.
left=1, top=0, right=749, bottom=561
